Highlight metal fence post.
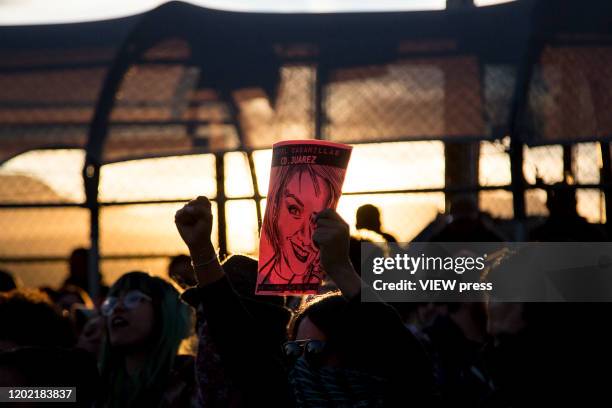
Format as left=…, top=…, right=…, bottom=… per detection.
left=215, top=152, right=228, bottom=257
left=83, top=157, right=101, bottom=300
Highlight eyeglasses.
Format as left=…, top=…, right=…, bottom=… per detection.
left=283, top=340, right=328, bottom=364
left=101, top=290, right=152, bottom=317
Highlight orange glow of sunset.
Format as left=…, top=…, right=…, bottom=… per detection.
left=0, top=140, right=604, bottom=286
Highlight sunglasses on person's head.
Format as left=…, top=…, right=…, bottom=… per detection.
left=101, top=290, right=152, bottom=317
left=283, top=340, right=328, bottom=364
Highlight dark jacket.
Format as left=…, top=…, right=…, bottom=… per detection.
left=182, top=284, right=291, bottom=407
left=187, top=277, right=435, bottom=407
left=424, top=316, right=492, bottom=406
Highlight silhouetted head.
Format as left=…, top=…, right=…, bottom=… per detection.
left=546, top=182, right=578, bottom=217
left=285, top=292, right=402, bottom=405
left=223, top=254, right=285, bottom=307
left=0, top=270, right=17, bottom=293
left=100, top=271, right=192, bottom=406
left=449, top=195, right=479, bottom=221
left=222, top=254, right=258, bottom=297
left=287, top=292, right=347, bottom=367
left=51, top=284, right=94, bottom=314
left=67, top=247, right=89, bottom=290
left=356, top=204, right=381, bottom=232
left=0, top=289, right=75, bottom=351
left=168, top=254, right=196, bottom=289
left=102, top=271, right=191, bottom=351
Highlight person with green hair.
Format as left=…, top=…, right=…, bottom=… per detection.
left=98, top=271, right=195, bottom=407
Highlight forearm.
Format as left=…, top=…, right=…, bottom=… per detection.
left=327, top=261, right=362, bottom=300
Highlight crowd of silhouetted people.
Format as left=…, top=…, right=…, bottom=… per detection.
left=1, top=184, right=611, bottom=407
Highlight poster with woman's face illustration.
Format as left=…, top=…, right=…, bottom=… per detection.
left=256, top=140, right=352, bottom=295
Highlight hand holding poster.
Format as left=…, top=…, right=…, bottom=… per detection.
left=256, top=140, right=352, bottom=295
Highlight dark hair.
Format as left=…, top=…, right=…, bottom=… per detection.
left=65, top=247, right=98, bottom=291
left=0, top=289, right=75, bottom=350
left=168, top=254, right=196, bottom=288
left=222, top=254, right=285, bottom=307
left=100, top=272, right=192, bottom=407
left=546, top=182, right=577, bottom=215
left=0, top=269, right=17, bottom=292
left=356, top=204, right=381, bottom=231
left=221, top=254, right=258, bottom=296
left=289, top=292, right=347, bottom=341
left=45, top=284, right=94, bottom=309
left=169, top=254, right=191, bottom=269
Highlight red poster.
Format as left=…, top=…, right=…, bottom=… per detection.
left=256, top=140, right=353, bottom=295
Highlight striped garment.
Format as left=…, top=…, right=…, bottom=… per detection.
left=288, top=357, right=387, bottom=408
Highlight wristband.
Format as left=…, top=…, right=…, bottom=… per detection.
left=191, top=252, right=219, bottom=269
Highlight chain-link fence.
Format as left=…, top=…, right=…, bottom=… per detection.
left=1, top=139, right=608, bottom=288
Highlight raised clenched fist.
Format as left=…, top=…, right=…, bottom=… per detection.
left=312, top=209, right=355, bottom=281
left=175, top=196, right=214, bottom=256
